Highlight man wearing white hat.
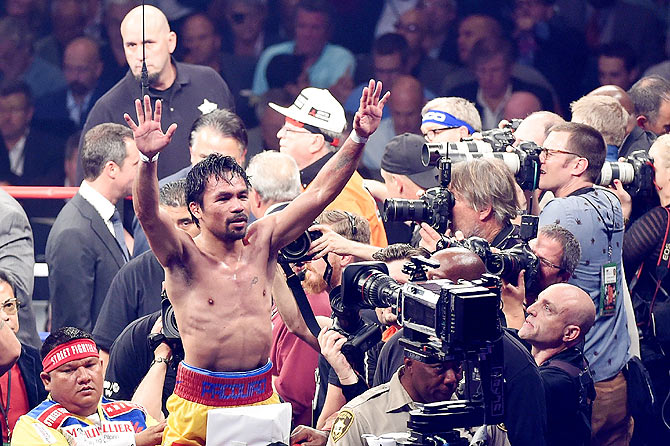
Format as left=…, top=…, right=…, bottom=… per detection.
left=272, top=87, right=388, bottom=247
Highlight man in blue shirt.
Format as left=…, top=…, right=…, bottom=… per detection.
left=538, top=122, right=632, bottom=445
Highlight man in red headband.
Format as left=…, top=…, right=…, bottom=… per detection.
left=11, top=327, right=164, bottom=446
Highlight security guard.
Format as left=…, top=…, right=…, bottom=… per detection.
left=327, top=357, right=461, bottom=446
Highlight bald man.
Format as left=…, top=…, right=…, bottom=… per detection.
left=362, top=75, right=425, bottom=173
left=503, top=91, right=542, bottom=121
left=375, top=248, right=548, bottom=446
left=519, top=283, right=596, bottom=446
left=81, top=5, right=234, bottom=179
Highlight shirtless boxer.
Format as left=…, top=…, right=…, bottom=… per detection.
left=126, top=81, right=388, bottom=445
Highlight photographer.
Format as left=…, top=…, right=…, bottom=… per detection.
left=623, top=134, right=670, bottom=439
left=420, top=97, right=481, bottom=143
left=374, top=248, right=548, bottom=446
left=538, top=122, right=632, bottom=445
left=419, top=158, right=521, bottom=252
left=502, top=224, right=581, bottom=330
left=518, top=283, right=597, bottom=446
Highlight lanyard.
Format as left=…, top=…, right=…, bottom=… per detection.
left=0, top=371, right=12, bottom=444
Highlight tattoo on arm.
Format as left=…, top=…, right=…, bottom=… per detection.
left=334, top=149, right=355, bottom=173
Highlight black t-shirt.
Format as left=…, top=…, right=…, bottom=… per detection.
left=374, top=328, right=547, bottom=446
left=104, top=311, right=177, bottom=415
left=92, top=251, right=165, bottom=351
left=540, top=347, right=593, bottom=446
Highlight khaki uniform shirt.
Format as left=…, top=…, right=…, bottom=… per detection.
left=327, top=370, right=415, bottom=446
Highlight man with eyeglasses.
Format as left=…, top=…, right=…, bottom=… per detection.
left=538, top=122, right=632, bottom=445
left=502, top=224, right=582, bottom=330
left=420, top=96, right=481, bottom=143
left=0, top=271, right=47, bottom=444
left=274, top=87, right=388, bottom=248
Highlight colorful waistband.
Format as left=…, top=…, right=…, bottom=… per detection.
left=174, top=361, right=273, bottom=406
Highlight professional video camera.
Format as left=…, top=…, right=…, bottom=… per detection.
left=383, top=157, right=454, bottom=233
left=436, top=215, right=540, bottom=289
left=338, top=258, right=505, bottom=439
left=422, top=141, right=542, bottom=190
left=596, top=150, right=655, bottom=200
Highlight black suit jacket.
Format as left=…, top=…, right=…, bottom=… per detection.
left=46, top=193, right=126, bottom=332
left=17, top=344, right=47, bottom=409
left=0, top=129, right=64, bottom=187
left=33, top=83, right=108, bottom=140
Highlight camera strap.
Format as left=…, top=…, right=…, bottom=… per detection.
left=278, top=259, right=322, bottom=339
left=630, top=206, right=670, bottom=329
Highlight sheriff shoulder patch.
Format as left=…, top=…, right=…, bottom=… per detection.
left=331, top=409, right=355, bottom=443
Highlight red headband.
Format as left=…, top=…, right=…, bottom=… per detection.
left=42, top=339, right=99, bottom=373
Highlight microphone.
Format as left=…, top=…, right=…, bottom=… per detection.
left=140, top=0, right=148, bottom=98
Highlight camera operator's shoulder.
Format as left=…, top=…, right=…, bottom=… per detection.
left=344, top=382, right=392, bottom=409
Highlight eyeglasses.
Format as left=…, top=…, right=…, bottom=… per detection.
left=538, top=256, right=563, bottom=271
left=423, top=126, right=458, bottom=141
left=281, top=126, right=313, bottom=136
left=539, top=147, right=583, bottom=160
left=1, top=298, right=20, bottom=316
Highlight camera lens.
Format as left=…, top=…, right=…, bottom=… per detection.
left=383, top=199, right=429, bottom=223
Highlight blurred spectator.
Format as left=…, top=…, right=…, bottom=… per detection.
left=81, top=4, right=234, bottom=180
left=346, top=33, right=434, bottom=119
left=446, top=37, right=554, bottom=130
left=181, top=11, right=259, bottom=127
left=0, top=16, right=66, bottom=99
left=33, top=37, right=107, bottom=141
left=374, top=0, right=418, bottom=37
left=584, top=0, right=663, bottom=71
left=247, top=88, right=294, bottom=154
left=0, top=82, right=65, bottom=187
left=3, top=0, right=49, bottom=38
left=418, top=0, right=458, bottom=63
left=265, top=54, right=308, bottom=99
left=596, top=42, right=639, bottom=91
left=442, top=13, right=557, bottom=109
left=503, top=91, right=543, bottom=121
left=180, top=13, right=222, bottom=71
left=212, top=0, right=272, bottom=58
left=512, top=0, right=586, bottom=111
left=391, top=8, right=452, bottom=96
left=571, top=94, right=628, bottom=161
left=252, top=0, right=355, bottom=96
left=0, top=189, right=41, bottom=348
left=34, top=0, right=89, bottom=68
left=98, top=0, right=138, bottom=86
left=362, top=76, right=424, bottom=176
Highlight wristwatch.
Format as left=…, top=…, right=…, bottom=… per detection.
left=150, top=357, right=170, bottom=367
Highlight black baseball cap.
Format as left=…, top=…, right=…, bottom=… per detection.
left=381, top=133, right=439, bottom=189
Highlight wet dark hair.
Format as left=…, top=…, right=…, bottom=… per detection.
left=185, top=153, right=251, bottom=227
left=41, top=327, right=94, bottom=361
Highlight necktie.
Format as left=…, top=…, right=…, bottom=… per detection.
left=110, top=209, right=129, bottom=262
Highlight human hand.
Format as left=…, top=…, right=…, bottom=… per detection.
left=608, top=179, right=632, bottom=221
left=501, top=269, right=527, bottom=330
left=419, top=222, right=443, bottom=252
left=124, top=95, right=177, bottom=159
left=150, top=317, right=172, bottom=360
left=291, top=425, right=329, bottom=446
left=318, top=326, right=357, bottom=385
left=353, top=79, right=390, bottom=139
left=307, top=224, right=355, bottom=259
left=135, top=420, right=166, bottom=446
